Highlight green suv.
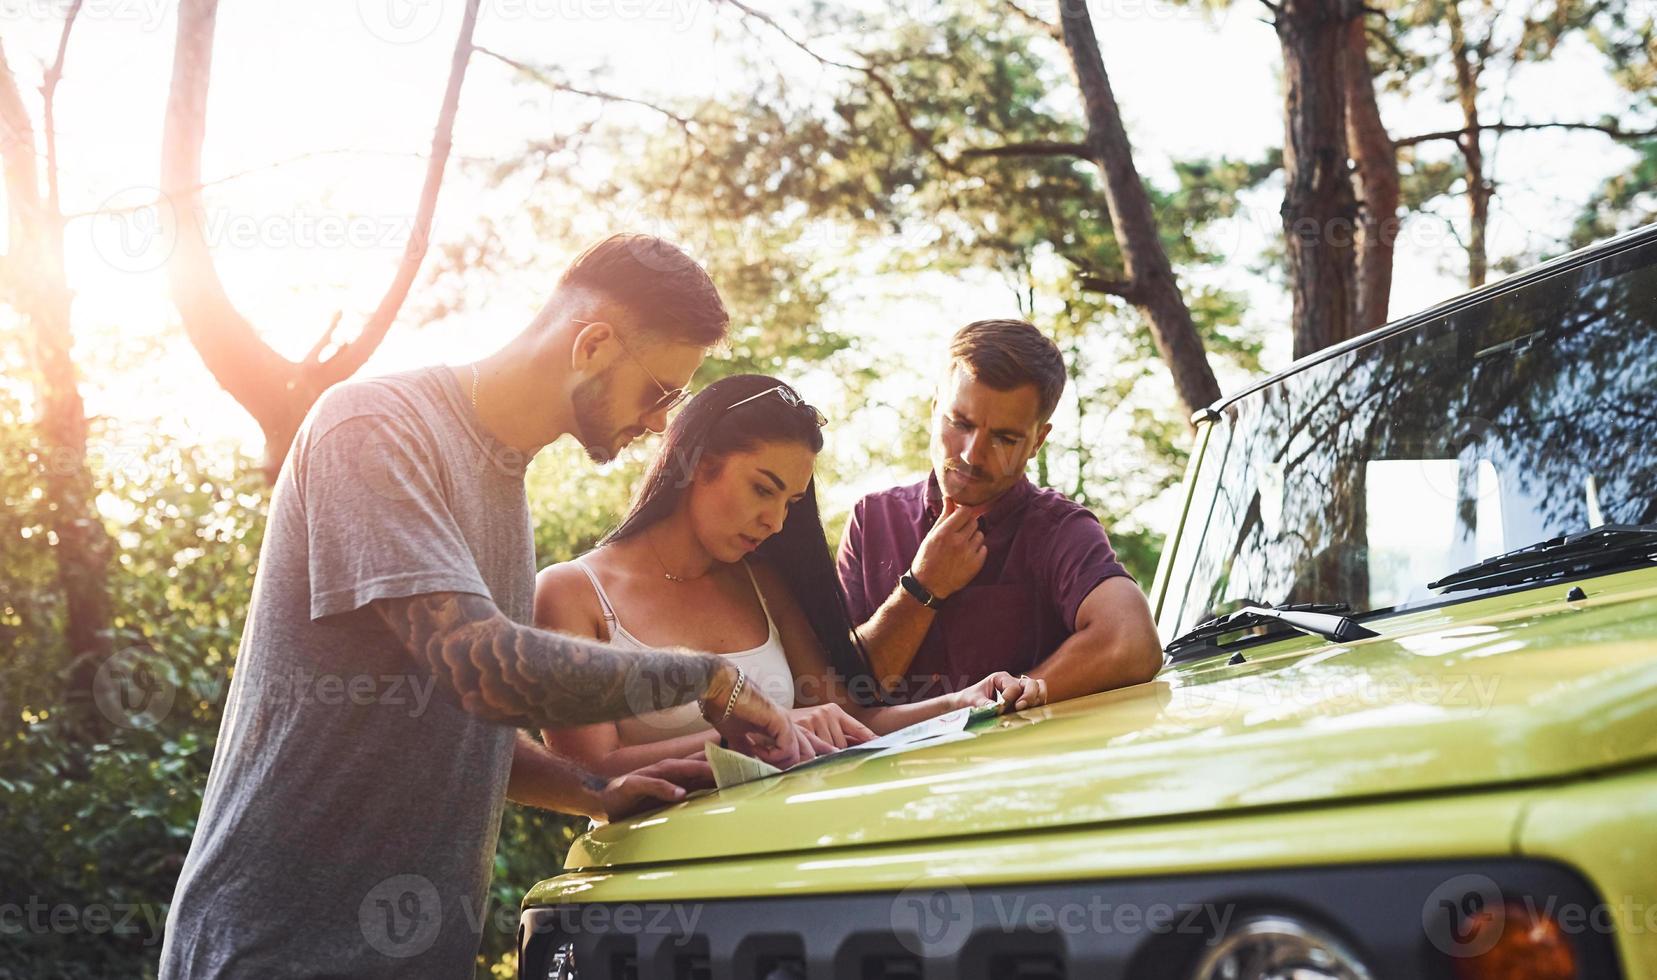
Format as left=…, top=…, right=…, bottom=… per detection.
left=518, top=225, right=1657, bottom=980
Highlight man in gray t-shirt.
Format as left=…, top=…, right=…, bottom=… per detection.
left=159, top=236, right=811, bottom=978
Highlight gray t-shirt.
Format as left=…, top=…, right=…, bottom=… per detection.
left=160, top=367, right=536, bottom=979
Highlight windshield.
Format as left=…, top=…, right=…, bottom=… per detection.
left=1161, top=237, right=1657, bottom=641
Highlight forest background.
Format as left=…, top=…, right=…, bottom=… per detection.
left=2, top=0, right=1653, bottom=975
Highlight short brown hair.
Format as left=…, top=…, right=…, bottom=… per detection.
left=948, top=318, right=1067, bottom=420
left=557, top=233, right=729, bottom=346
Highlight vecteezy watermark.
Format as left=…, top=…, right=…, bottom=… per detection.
left=354, top=416, right=531, bottom=504
left=87, top=187, right=178, bottom=274
left=93, top=647, right=176, bottom=730
left=0, top=898, right=167, bottom=947
left=1423, top=876, right=1657, bottom=957
left=891, top=876, right=974, bottom=957
left=356, top=0, right=446, bottom=44
left=373, top=888, right=707, bottom=958
left=355, top=0, right=704, bottom=44
left=86, top=186, right=417, bottom=275
left=263, top=669, right=440, bottom=718
left=1423, top=873, right=1506, bottom=958
left=1195, top=202, right=1526, bottom=271
left=0, top=0, right=168, bottom=30
left=1077, top=0, right=1231, bottom=26
left=1169, top=669, right=1503, bottom=726
left=889, top=877, right=1235, bottom=957
left=360, top=874, right=444, bottom=959
left=521, top=902, right=705, bottom=940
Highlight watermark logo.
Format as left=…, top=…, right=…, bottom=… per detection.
left=1174, top=679, right=1241, bottom=724
left=88, top=187, right=178, bottom=274
left=890, top=876, right=973, bottom=957
left=0, top=898, right=166, bottom=947
left=88, top=186, right=417, bottom=275
left=360, top=874, right=443, bottom=959
left=93, top=647, right=175, bottom=730
left=356, top=0, right=705, bottom=43
left=1422, top=873, right=1505, bottom=958
left=357, top=0, right=446, bottom=43
left=0, top=0, right=169, bottom=31
left=621, top=656, right=711, bottom=733
left=264, top=669, right=440, bottom=718
left=355, top=417, right=436, bottom=504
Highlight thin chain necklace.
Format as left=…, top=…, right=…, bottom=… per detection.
left=470, top=364, right=480, bottom=410
left=645, top=526, right=704, bottom=583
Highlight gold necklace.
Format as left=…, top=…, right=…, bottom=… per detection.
left=470, top=363, right=480, bottom=410
left=645, top=527, right=702, bottom=583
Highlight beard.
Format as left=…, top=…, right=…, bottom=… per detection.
left=939, top=460, right=1005, bottom=506
left=571, top=370, right=620, bottom=463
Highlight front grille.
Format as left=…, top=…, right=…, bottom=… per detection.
left=520, top=859, right=1621, bottom=979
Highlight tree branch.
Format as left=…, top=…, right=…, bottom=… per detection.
left=708, top=0, right=954, bottom=171
left=1395, top=119, right=1657, bottom=148
left=162, top=0, right=299, bottom=430
left=41, top=0, right=83, bottom=217
left=474, top=44, right=704, bottom=135
left=161, top=0, right=482, bottom=476
left=315, top=0, right=482, bottom=385
left=0, top=42, right=41, bottom=230
left=301, top=310, right=345, bottom=369
left=1005, top=0, right=1061, bottom=39
left=1077, top=275, right=1143, bottom=301
left=960, top=139, right=1090, bottom=160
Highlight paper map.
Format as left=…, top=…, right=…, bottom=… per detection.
left=704, top=699, right=1006, bottom=790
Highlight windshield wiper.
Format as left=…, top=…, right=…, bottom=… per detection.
left=1428, top=523, right=1657, bottom=594
left=1165, top=601, right=1379, bottom=662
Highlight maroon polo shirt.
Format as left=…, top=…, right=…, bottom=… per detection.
left=837, top=473, right=1132, bottom=702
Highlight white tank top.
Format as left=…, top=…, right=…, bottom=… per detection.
left=572, top=556, right=796, bottom=743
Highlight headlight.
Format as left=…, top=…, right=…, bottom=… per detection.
left=1189, top=914, right=1374, bottom=980
left=544, top=940, right=576, bottom=980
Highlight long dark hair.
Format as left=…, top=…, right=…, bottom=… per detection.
left=603, top=375, right=872, bottom=689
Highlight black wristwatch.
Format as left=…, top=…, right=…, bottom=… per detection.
left=899, top=571, right=943, bottom=610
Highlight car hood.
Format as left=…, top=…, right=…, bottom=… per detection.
left=566, top=567, right=1657, bottom=871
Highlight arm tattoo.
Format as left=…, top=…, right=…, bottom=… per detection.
left=372, top=592, right=723, bottom=729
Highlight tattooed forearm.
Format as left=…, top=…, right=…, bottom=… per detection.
left=371, top=592, right=731, bottom=729
left=506, top=731, right=608, bottom=818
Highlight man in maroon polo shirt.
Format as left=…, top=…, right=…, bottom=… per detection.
left=837, top=318, right=1164, bottom=705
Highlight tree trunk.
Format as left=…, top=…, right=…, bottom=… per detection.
left=1056, top=1, right=1222, bottom=421
left=1445, top=0, right=1489, bottom=287
left=161, top=0, right=481, bottom=479
left=1276, top=0, right=1362, bottom=358
left=0, top=34, right=115, bottom=734
left=1342, top=16, right=1399, bottom=332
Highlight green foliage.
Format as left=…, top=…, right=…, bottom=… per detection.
left=430, top=0, right=1279, bottom=597
left=0, top=411, right=632, bottom=979
left=1371, top=0, right=1657, bottom=267
left=1567, top=140, right=1657, bottom=249
left=0, top=418, right=264, bottom=980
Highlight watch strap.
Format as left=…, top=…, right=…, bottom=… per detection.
left=900, top=572, right=942, bottom=609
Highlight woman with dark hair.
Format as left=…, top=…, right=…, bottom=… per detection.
left=535, top=374, right=1042, bottom=776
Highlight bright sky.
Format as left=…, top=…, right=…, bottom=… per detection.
left=0, top=0, right=1642, bottom=519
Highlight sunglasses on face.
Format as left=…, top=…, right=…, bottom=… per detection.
left=725, top=384, right=828, bottom=427
left=573, top=318, right=691, bottom=415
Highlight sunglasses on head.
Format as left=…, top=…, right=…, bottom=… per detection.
left=725, top=384, right=827, bottom=427
left=573, top=318, right=691, bottom=415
